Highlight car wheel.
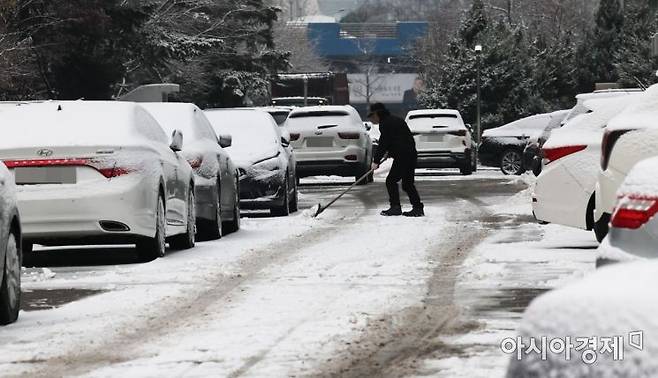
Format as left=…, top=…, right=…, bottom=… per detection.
left=136, top=196, right=166, bottom=261
left=0, top=230, right=20, bottom=325
left=170, top=189, right=196, bottom=250
left=271, top=178, right=290, bottom=217
left=500, top=149, right=524, bottom=175
left=222, top=181, right=240, bottom=234
left=594, top=213, right=610, bottom=243
left=355, top=160, right=370, bottom=186
left=198, top=182, right=223, bottom=241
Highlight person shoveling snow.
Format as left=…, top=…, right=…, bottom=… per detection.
left=368, top=103, right=424, bottom=217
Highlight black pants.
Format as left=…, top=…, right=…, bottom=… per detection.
left=386, top=156, right=422, bottom=207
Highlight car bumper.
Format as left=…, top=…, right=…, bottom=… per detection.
left=532, top=162, right=591, bottom=230
left=295, top=146, right=367, bottom=177
left=595, top=167, right=624, bottom=223
left=416, top=150, right=468, bottom=169
left=194, top=175, right=218, bottom=221
left=17, top=176, right=156, bottom=245
left=238, top=170, right=286, bottom=210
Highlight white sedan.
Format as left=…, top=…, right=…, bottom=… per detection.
left=0, top=101, right=196, bottom=260
left=532, top=94, right=640, bottom=233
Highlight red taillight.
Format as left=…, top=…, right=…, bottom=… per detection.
left=338, top=132, right=360, bottom=140
left=542, top=145, right=587, bottom=163
left=3, top=158, right=133, bottom=178
left=289, top=133, right=300, bottom=141
left=448, top=130, right=467, bottom=137
left=344, top=154, right=358, bottom=161
left=187, top=158, right=202, bottom=169
left=611, top=196, right=658, bottom=229
left=601, top=129, right=632, bottom=170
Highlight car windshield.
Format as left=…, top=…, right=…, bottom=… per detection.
left=205, top=110, right=279, bottom=162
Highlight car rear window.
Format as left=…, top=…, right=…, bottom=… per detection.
left=289, top=111, right=349, bottom=119
left=408, top=114, right=458, bottom=120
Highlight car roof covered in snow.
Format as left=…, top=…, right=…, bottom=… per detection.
left=606, top=84, right=658, bottom=132
left=0, top=100, right=168, bottom=149
left=141, top=102, right=216, bottom=142
left=508, top=259, right=658, bottom=377
left=482, top=113, right=552, bottom=138
left=543, top=94, right=641, bottom=148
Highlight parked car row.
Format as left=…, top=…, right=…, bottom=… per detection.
left=0, top=100, right=309, bottom=325
left=507, top=87, right=658, bottom=377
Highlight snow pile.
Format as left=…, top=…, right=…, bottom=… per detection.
left=544, top=94, right=641, bottom=148
left=508, top=260, right=658, bottom=377
left=204, top=109, right=280, bottom=164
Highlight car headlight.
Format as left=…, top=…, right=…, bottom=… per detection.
left=253, top=152, right=282, bottom=172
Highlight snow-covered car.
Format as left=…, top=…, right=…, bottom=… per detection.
left=506, top=259, right=658, bottom=377
left=284, top=105, right=373, bottom=183
left=0, top=101, right=196, bottom=260
left=596, top=156, right=658, bottom=266
left=405, top=109, right=476, bottom=175
left=532, top=94, right=640, bottom=233
left=0, top=162, right=21, bottom=325
left=594, top=85, right=658, bottom=241
left=480, top=112, right=561, bottom=175
left=142, top=103, right=240, bottom=239
left=204, top=109, right=298, bottom=216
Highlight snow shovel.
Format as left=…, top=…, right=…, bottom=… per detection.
left=311, top=153, right=388, bottom=218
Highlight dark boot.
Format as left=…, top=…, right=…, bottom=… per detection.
left=403, top=204, right=424, bottom=217
left=380, top=205, right=402, bottom=216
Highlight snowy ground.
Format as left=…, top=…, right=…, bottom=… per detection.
left=0, top=168, right=597, bottom=377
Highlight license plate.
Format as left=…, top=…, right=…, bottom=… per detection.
left=14, top=167, right=77, bottom=184
left=307, top=137, right=334, bottom=148
left=426, top=135, right=444, bottom=143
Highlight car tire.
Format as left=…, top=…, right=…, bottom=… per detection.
left=0, top=230, right=20, bottom=325
left=136, top=196, right=166, bottom=261
left=288, top=177, right=299, bottom=213
left=271, top=179, right=290, bottom=217
left=222, top=181, right=241, bottom=234
left=170, top=189, right=196, bottom=250
left=198, top=182, right=223, bottom=241
left=594, top=213, right=610, bottom=243
left=500, top=149, right=525, bottom=175
left=460, top=154, right=473, bottom=176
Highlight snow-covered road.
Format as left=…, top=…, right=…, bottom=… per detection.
left=0, top=169, right=595, bottom=377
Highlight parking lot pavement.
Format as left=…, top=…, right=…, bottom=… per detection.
left=0, top=169, right=595, bottom=377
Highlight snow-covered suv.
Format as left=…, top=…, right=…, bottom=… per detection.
left=285, top=105, right=373, bottom=184
left=405, top=109, right=475, bottom=175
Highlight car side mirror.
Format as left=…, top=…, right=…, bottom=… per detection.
left=364, top=122, right=372, bottom=131
left=281, top=136, right=290, bottom=147
left=465, top=124, right=473, bottom=132
left=170, top=129, right=183, bottom=152
left=219, top=134, right=232, bottom=148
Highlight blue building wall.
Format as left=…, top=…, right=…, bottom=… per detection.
left=307, top=22, right=428, bottom=58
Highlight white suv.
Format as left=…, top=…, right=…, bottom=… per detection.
left=595, top=85, right=658, bottom=241
left=405, top=109, right=475, bottom=175
left=285, top=105, right=373, bottom=184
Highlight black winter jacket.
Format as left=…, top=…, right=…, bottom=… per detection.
left=374, top=113, right=417, bottom=164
